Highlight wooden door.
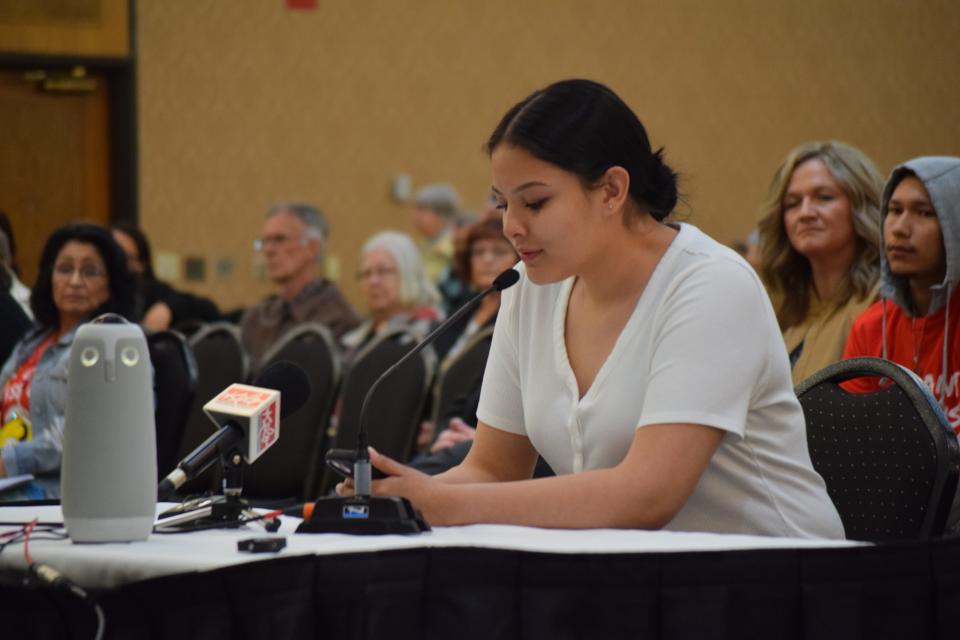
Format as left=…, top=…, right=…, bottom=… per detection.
left=0, top=68, right=111, bottom=288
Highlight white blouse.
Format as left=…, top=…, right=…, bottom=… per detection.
left=477, top=224, right=844, bottom=538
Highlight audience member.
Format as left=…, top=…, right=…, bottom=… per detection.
left=433, top=217, right=518, bottom=361
left=758, top=141, right=883, bottom=385
left=339, top=79, right=843, bottom=538
left=340, top=230, right=441, bottom=360
left=0, top=264, right=32, bottom=367
left=241, top=202, right=361, bottom=368
left=416, top=217, right=518, bottom=451
left=411, top=184, right=459, bottom=282
left=844, top=157, right=960, bottom=431
left=0, top=212, right=19, bottom=274
left=410, top=183, right=471, bottom=313
left=0, top=215, right=32, bottom=318
left=0, top=223, right=134, bottom=498
left=111, top=223, right=221, bottom=332
left=732, top=229, right=762, bottom=273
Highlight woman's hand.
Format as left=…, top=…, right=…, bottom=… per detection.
left=336, top=447, right=457, bottom=525
left=430, top=418, right=476, bottom=453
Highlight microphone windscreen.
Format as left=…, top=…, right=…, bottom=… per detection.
left=493, top=268, right=520, bottom=291
left=254, top=360, right=311, bottom=418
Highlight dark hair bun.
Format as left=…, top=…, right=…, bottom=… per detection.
left=487, top=79, right=679, bottom=222
left=638, top=149, right=679, bottom=221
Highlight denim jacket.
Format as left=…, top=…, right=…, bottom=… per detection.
left=0, top=325, right=78, bottom=497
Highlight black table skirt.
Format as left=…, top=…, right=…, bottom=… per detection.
left=4, top=535, right=960, bottom=640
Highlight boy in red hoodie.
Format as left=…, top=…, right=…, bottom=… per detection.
left=844, top=156, right=960, bottom=433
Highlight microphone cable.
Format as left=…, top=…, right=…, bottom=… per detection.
left=151, top=509, right=283, bottom=534
left=1, top=519, right=104, bottom=640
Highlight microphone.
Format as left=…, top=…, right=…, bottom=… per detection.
left=298, top=267, right=520, bottom=534
left=158, top=360, right=310, bottom=499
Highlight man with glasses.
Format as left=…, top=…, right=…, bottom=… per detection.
left=240, top=202, right=360, bottom=367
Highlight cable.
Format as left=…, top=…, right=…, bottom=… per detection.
left=0, top=526, right=66, bottom=557
left=152, top=509, right=283, bottom=534
left=29, top=562, right=106, bottom=640
left=0, top=519, right=105, bottom=640
left=22, top=518, right=37, bottom=565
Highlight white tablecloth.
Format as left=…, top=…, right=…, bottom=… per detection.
left=0, top=504, right=862, bottom=589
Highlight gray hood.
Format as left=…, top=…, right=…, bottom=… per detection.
left=879, top=156, right=960, bottom=316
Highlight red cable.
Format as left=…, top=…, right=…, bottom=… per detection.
left=22, top=518, right=37, bottom=566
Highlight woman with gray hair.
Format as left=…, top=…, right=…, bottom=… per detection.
left=340, top=230, right=442, bottom=359
left=758, top=141, right=883, bottom=385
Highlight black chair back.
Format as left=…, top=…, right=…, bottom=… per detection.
left=242, top=323, right=341, bottom=501
left=796, top=357, right=960, bottom=541
left=147, top=330, right=197, bottom=480
left=430, top=325, right=494, bottom=440
left=173, top=322, right=249, bottom=494
left=321, top=328, right=436, bottom=493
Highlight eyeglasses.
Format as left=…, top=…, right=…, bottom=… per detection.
left=253, top=234, right=305, bottom=252
left=53, top=263, right=106, bottom=281
left=470, top=244, right=517, bottom=259
left=357, top=266, right=398, bottom=281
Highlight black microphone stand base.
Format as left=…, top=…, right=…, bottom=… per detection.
left=295, top=495, right=430, bottom=535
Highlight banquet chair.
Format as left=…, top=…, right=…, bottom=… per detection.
left=242, top=323, right=341, bottom=501
left=319, top=328, right=437, bottom=493
left=146, top=330, right=197, bottom=481
left=171, top=322, right=249, bottom=494
left=429, top=325, right=494, bottom=444
left=796, top=357, right=960, bottom=541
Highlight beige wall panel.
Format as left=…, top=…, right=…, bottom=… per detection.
left=0, top=0, right=128, bottom=57
left=136, top=0, right=960, bottom=311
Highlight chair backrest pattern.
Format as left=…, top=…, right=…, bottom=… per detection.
left=173, top=322, right=249, bottom=494
left=796, top=357, right=960, bottom=541
left=147, top=330, right=198, bottom=480
left=243, top=323, right=341, bottom=500
left=430, top=325, right=494, bottom=430
left=321, top=328, right=436, bottom=492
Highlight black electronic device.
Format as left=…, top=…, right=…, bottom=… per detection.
left=238, top=536, right=287, bottom=553
left=325, top=448, right=385, bottom=480
left=298, top=267, right=520, bottom=535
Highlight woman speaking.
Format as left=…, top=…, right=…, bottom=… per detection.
left=340, top=80, right=843, bottom=539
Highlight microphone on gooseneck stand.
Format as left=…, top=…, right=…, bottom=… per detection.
left=297, top=267, right=520, bottom=535
left=157, top=360, right=311, bottom=500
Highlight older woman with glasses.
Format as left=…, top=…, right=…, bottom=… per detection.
left=0, top=223, right=134, bottom=498
left=340, top=230, right=442, bottom=361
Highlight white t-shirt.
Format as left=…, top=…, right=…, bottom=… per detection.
left=477, top=223, right=844, bottom=539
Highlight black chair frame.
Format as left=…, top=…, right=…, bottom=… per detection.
left=796, top=356, right=960, bottom=540
left=249, top=322, right=342, bottom=500
left=320, top=327, right=436, bottom=493
left=429, top=324, right=494, bottom=440
left=146, top=329, right=198, bottom=481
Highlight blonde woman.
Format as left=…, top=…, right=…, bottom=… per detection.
left=758, top=141, right=883, bottom=385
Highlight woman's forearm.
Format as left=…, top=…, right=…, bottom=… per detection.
left=432, top=466, right=674, bottom=529
left=406, top=423, right=723, bottom=529
left=431, top=422, right=538, bottom=485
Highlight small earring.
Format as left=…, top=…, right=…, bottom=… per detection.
left=608, top=203, right=613, bottom=210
